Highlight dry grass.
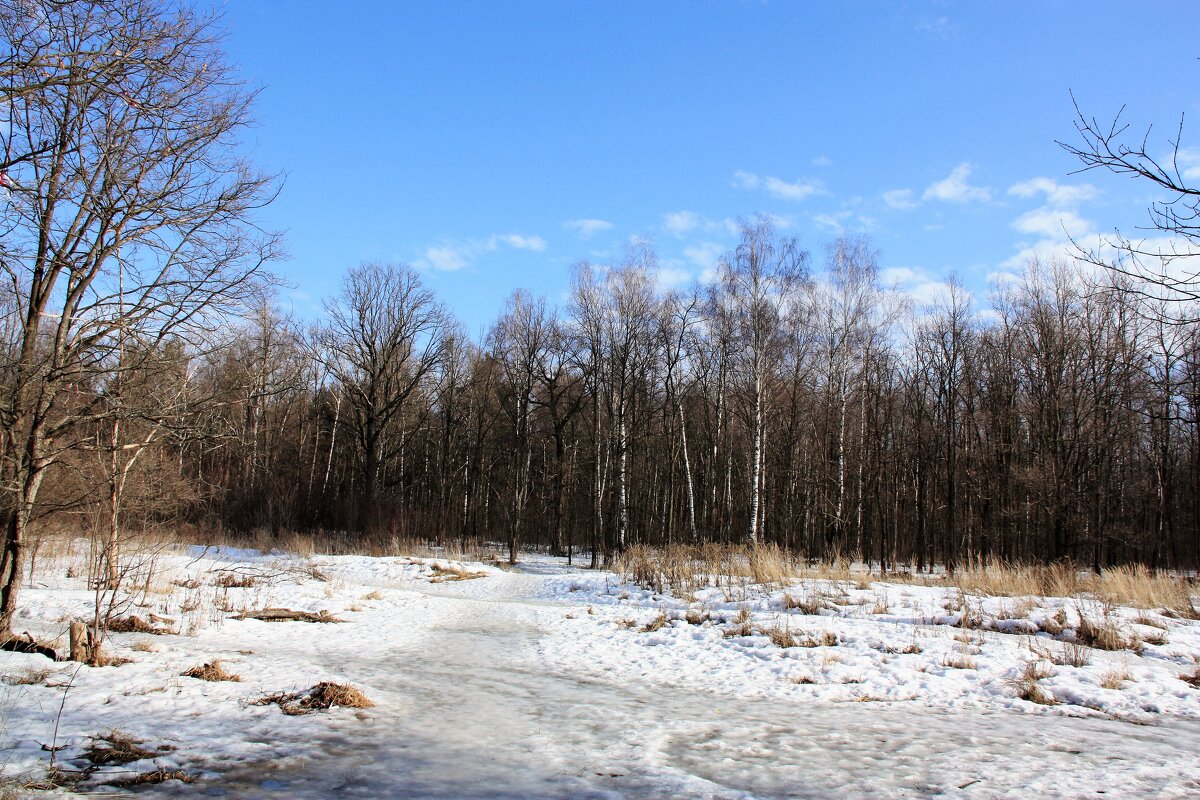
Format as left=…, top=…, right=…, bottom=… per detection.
left=1139, top=628, right=1169, bottom=647
left=1009, top=660, right=1057, bottom=705
left=182, top=660, right=241, bottom=682
left=130, top=639, right=157, bottom=653
left=1181, top=669, right=1200, bottom=689
left=1075, top=612, right=1138, bottom=652
left=1056, top=640, right=1092, bottom=667
left=1039, top=608, right=1068, bottom=636
left=723, top=609, right=754, bottom=639
left=784, top=593, right=828, bottom=616
left=214, top=572, right=257, bottom=589
left=104, top=615, right=173, bottom=635
left=616, top=543, right=804, bottom=596
left=82, top=731, right=156, bottom=766
left=253, top=682, right=373, bottom=715
left=640, top=611, right=669, bottom=633
left=943, top=649, right=977, bottom=670
left=234, top=608, right=342, bottom=623
left=108, top=770, right=194, bottom=788
left=1, top=667, right=51, bottom=686
left=1100, top=668, right=1131, bottom=690
left=764, top=622, right=799, bottom=648
left=429, top=563, right=488, bottom=582
left=616, top=545, right=1197, bottom=617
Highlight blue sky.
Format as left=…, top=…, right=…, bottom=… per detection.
left=220, top=0, right=1200, bottom=335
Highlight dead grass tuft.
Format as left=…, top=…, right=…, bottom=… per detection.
left=1, top=667, right=51, bottom=686
left=82, top=731, right=155, bottom=766
left=182, top=660, right=241, bottom=682
left=1181, top=669, right=1200, bottom=689
left=253, top=682, right=373, bottom=715
left=943, top=653, right=977, bottom=670
left=130, top=639, right=157, bottom=653
left=108, top=770, right=194, bottom=788
left=1075, top=613, right=1137, bottom=652
left=1100, top=668, right=1131, bottom=690
left=429, top=563, right=487, bottom=582
left=1009, top=660, right=1057, bottom=705
left=104, top=615, right=172, bottom=635
left=764, top=623, right=799, bottom=648
left=640, top=611, right=669, bottom=633
left=784, top=593, right=827, bottom=616
left=1139, top=628, right=1168, bottom=647
left=214, top=572, right=257, bottom=589
left=234, top=608, right=343, bottom=624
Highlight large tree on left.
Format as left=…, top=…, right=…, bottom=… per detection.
left=0, top=0, right=279, bottom=638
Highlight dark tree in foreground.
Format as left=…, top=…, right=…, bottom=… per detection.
left=0, top=0, right=279, bottom=637
left=1060, top=94, right=1200, bottom=318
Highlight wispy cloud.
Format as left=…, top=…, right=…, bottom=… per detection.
left=1180, top=148, right=1200, bottom=181
left=882, top=188, right=918, bottom=210
left=663, top=210, right=701, bottom=237
left=732, top=170, right=823, bottom=201
left=1011, top=208, right=1093, bottom=240
left=654, top=261, right=694, bottom=290
left=916, top=16, right=955, bottom=39
left=813, top=211, right=852, bottom=233
left=564, top=218, right=613, bottom=238
left=812, top=155, right=834, bottom=168
left=880, top=265, right=961, bottom=308
left=683, top=241, right=726, bottom=272
left=419, top=232, right=547, bottom=272
left=494, top=233, right=547, bottom=251
left=923, top=163, right=992, bottom=204
left=1008, top=177, right=1098, bottom=206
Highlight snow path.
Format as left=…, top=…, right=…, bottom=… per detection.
left=156, top=564, right=1200, bottom=800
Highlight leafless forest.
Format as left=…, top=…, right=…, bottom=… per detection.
left=3, top=0, right=1200, bottom=644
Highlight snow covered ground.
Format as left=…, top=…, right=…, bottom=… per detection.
left=2, top=544, right=1200, bottom=798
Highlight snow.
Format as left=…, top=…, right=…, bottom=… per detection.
left=3, top=544, right=1200, bottom=798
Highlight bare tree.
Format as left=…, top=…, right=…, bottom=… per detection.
left=1060, top=95, right=1200, bottom=319
left=317, top=263, right=449, bottom=534
left=715, top=219, right=808, bottom=546
left=0, top=0, right=279, bottom=639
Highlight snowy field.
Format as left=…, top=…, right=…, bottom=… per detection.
left=2, top=543, right=1200, bottom=798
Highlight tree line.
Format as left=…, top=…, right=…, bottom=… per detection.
left=2, top=1, right=1198, bottom=645
left=168, top=239, right=1200, bottom=575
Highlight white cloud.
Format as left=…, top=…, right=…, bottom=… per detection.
left=654, top=263, right=694, bottom=290
left=1177, top=148, right=1200, bottom=181
left=424, top=244, right=470, bottom=272
left=733, top=170, right=823, bottom=201
left=420, top=232, right=547, bottom=271
left=1011, top=208, right=1093, bottom=240
left=663, top=210, right=701, bottom=237
left=813, top=211, right=851, bottom=233
left=883, top=188, right=919, bottom=210
left=881, top=266, right=919, bottom=286
left=923, top=163, right=993, bottom=204
left=564, top=218, right=613, bottom=238
left=1008, top=177, right=1098, bottom=206
left=493, top=234, right=547, bottom=252
left=812, top=155, right=834, bottom=168
left=683, top=241, right=726, bottom=271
